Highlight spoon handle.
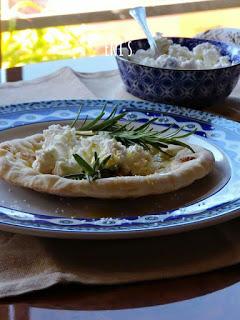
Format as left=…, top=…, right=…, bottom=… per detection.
left=129, top=6, right=159, bottom=54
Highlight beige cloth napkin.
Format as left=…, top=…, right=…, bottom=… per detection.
left=1, top=219, right=240, bottom=298
left=0, top=67, right=240, bottom=298
left=0, top=67, right=96, bottom=105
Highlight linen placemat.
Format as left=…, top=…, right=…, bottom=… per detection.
left=0, top=66, right=240, bottom=298
left=0, top=67, right=96, bottom=105
left=1, top=219, right=240, bottom=298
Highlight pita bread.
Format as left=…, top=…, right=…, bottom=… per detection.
left=0, top=133, right=214, bottom=198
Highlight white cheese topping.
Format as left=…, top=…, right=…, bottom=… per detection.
left=128, top=36, right=232, bottom=70
left=32, top=124, right=172, bottom=177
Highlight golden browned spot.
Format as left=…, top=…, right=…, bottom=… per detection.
left=21, top=152, right=36, bottom=162
left=2, top=144, right=12, bottom=152
left=179, top=156, right=196, bottom=163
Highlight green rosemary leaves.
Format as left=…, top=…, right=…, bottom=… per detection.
left=64, top=152, right=116, bottom=182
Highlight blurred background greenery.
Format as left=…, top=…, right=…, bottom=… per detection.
left=1, top=0, right=240, bottom=69
left=2, top=26, right=96, bottom=68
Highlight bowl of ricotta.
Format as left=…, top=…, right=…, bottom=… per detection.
left=115, top=37, right=240, bottom=107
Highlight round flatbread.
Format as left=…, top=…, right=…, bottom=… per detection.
left=0, top=134, right=214, bottom=198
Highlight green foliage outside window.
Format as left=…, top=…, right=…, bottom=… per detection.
left=2, top=0, right=95, bottom=68
left=2, top=26, right=96, bottom=68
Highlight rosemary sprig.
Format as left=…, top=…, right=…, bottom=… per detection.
left=111, top=125, right=195, bottom=152
left=74, top=107, right=195, bottom=153
left=74, top=105, right=126, bottom=132
left=64, top=152, right=116, bottom=182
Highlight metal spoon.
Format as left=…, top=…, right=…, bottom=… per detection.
left=129, top=6, right=160, bottom=55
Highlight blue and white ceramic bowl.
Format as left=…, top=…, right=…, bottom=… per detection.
left=115, top=37, right=240, bottom=107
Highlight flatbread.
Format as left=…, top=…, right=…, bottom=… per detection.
left=0, top=134, right=214, bottom=198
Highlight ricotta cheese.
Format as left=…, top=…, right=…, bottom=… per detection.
left=128, top=36, right=232, bottom=70
left=32, top=124, right=170, bottom=177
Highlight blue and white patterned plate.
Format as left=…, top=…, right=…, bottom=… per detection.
left=0, top=99, right=239, bottom=239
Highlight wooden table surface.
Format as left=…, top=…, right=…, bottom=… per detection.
left=1, top=264, right=240, bottom=320
left=1, top=57, right=240, bottom=320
